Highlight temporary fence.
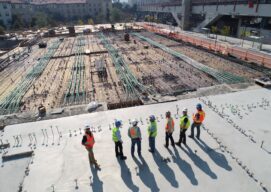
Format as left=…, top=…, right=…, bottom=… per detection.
left=138, top=23, right=271, bottom=68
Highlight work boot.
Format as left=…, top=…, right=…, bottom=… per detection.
left=148, top=149, right=154, bottom=153
left=95, top=163, right=101, bottom=170
left=188, top=135, right=194, bottom=138
left=120, top=156, right=127, bottom=160
left=164, top=144, right=168, bottom=148
left=196, top=136, right=200, bottom=140
left=175, top=142, right=181, bottom=147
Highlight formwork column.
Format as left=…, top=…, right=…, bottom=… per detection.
left=181, top=0, right=191, bottom=30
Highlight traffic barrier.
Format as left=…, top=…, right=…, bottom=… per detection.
left=139, top=23, right=271, bottom=69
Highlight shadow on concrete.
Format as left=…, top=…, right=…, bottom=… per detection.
left=133, top=156, right=160, bottom=192
left=152, top=150, right=179, bottom=188
left=90, top=166, right=103, bottom=192
left=171, top=147, right=198, bottom=185
left=117, top=158, right=139, bottom=192
left=181, top=145, right=217, bottom=179
left=195, top=139, right=232, bottom=171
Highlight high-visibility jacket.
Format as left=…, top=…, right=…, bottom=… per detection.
left=166, top=117, right=174, bottom=133
left=193, top=110, right=205, bottom=123
left=128, top=126, right=141, bottom=139
left=85, top=134, right=95, bottom=149
left=180, top=115, right=190, bottom=129
left=112, top=127, right=119, bottom=142
left=148, top=121, right=157, bottom=137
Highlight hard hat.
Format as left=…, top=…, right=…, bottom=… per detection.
left=166, top=111, right=171, bottom=117
left=131, top=119, right=138, bottom=126
left=149, top=115, right=156, bottom=122
left=84, top=124, right=90, bottom=130
left=196, top=103, right=202, bottom=109
left=183, top=108, right=188, bottom=112
left=115, top=120, right=122, bottom=127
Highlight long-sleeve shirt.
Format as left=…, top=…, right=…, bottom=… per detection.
left=115, top=129, right=122, bottom=142
left=128, top=126, right=141, bottom=139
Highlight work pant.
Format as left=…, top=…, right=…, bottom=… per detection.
left=149, top=136, right=156, bottom=152
left=178, top=129, right=187, bottom=145
left=165, top=132, right=175, bottom=147
left=190, top=122, right=201, bottom=138
left=86, top=147, right=98, bottom=166
left=131, top=138, right=141, bottom=156
left=115, top=141, right=124, bottom=157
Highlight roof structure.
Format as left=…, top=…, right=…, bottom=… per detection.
left=0, top=87, right=271, bottom=192
left=0, top=0, right=86, bottom=4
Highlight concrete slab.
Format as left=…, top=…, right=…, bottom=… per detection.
left=0, top=87, right=270, bottom=192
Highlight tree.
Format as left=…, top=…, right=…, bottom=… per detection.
left=110, top=7, right=122, bottom=23
left=0, top=26, right=5, bottom=35
left=87, top=18, right=94, bottom=25
left=77, top=19, right=84, bottom=25
left=34, top=12, right=49, bottom=28
left=11, top=13, right=24, bottom=29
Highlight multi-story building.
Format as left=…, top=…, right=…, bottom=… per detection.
left=0, top=1, right=12, bottom=27
left=0, top=0, right=112, bottom=28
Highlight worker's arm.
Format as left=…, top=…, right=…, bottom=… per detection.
left=128, top=128, right=131, bottom=138
left=81, top=135, right=87, bottom=145
left=116, top=130, right=122, bottom=142
left=138, top=127, right=142, bottom=139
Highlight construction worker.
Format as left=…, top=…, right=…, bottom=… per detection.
left=176, top=108, right=190, bottom=147
left=128, top=120, right=142, bottom=157
left=81, top=125, right=100, bottom=169
left=112, top=120, right=127, bottom=160
left=148, top=115, right=157, bottom=153
left=164, top=111, right=175, bottom=148
left=37, top=103, right=46, bottom=120
left=189, top=103, right=205, bottom=139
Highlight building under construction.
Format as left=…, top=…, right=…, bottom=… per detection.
left=0, top=23, right=270, bottom=117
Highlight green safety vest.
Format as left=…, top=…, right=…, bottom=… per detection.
left=180, top=115, right=190, bottom=129
left=148, top=121, right=157, bottom=137
left=112, top=127, right=119, bottom=142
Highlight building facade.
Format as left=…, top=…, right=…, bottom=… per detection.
left=0, top=0, right=112, bottom=28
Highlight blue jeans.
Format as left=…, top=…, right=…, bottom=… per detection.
left=149, top=137, right=155, bottom=152
left=190, top=122, right=201, bottom=138
left=131, top=138, right=141, bottom=156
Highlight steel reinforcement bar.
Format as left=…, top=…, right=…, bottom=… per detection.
left=99, top=32, right=151, bottom=99
left=0, top=40, right=62, bottom=115
left=63, top=35, right=86, bottom=105
left=132, top=32, right=246, bottom=84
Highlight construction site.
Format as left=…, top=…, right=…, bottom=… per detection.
left=1, top=23, right=270, bottom=119
left=1, top=23, right=271, bottom=192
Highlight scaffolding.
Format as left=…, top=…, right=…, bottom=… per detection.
left=133, top=32, right=246, bottom=84
left=0, top=40, right=61, bottom=115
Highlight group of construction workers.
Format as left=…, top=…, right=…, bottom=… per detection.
left=81, top=103, right=205, bottom=169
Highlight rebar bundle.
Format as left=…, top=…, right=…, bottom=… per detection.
left=63, top=35, right=86, bottom=105
left=99, top=33, right=152, bottom=99
left=0, top=40, right=61, bottom=115
left=133, top=33, right=246, bottom=84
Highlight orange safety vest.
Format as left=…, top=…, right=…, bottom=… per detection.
left=193, top=110, right=205, bottom=123
left=85, top=134, right=95, bottom=149
left=129, top=127, right=138, bottom=139
left=166, top=117, right=174, bottom=133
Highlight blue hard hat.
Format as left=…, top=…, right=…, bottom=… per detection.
left=149, top=115, right=156, bottom=122
left=196, top=103, right=202, bottom=109
left=115, top=120, right=122, bottom=127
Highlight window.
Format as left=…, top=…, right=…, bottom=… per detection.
left=3, top=4, right=7, bottom=9
left=6, top=13, right=9, bottom=17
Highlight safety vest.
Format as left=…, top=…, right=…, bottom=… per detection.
left=193, top=110, right=205, bottom=123
left=166, top=117, right=174, bottom=133
left=85, top=134, right=95, bottom=149
left=180, top=115, right=190, bottom=129
left=112, top=127, right=119, bottom=142
left=148, top=121, right=157, bottom=137
left=129, top=126, right=139, bottom=139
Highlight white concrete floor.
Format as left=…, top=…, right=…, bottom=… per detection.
left=1, top=87, right=270, bottom=192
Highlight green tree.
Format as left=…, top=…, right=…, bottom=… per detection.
left=11, top=13, right=24, bottom=29
left=110, top=7, right=122, bottom=23
left=77, top=19, right=84, bottom=25
left=87, top=18, right=94, bottom=25
left=34, top=12, right=48, bottom=28
left=0, top=25, right=5, bottom=35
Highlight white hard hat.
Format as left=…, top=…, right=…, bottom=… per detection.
left=85, top=124, right=90, bottom=129
left=183, top=108, right=188, bottom=112
left=131, top=119, right=138, bottom=126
